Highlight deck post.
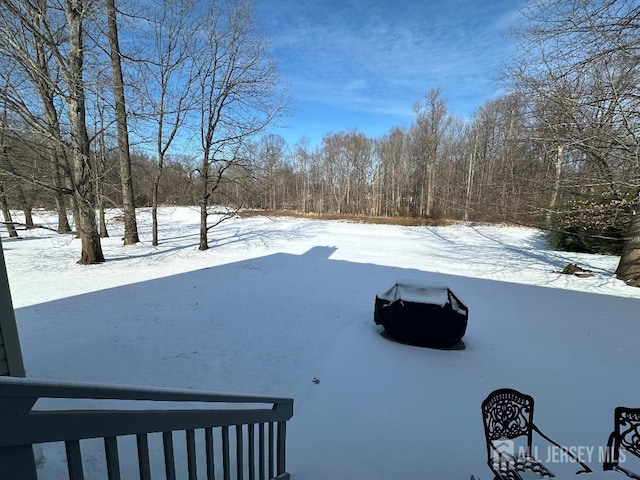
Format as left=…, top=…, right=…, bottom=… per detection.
left=0, top=235, right=26, bottom=377
left=0, top=445, right=38, bottom=480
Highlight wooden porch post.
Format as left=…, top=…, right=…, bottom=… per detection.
left=0, top=235, right=26, bottom=377
left=0, top=235, right=36, bottom=478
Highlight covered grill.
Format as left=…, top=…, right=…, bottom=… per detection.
left=374, top=281, right=468, bottom=349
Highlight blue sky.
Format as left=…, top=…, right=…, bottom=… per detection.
left=252, top=0, right=525, bottom=147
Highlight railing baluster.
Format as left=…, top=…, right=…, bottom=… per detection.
left=276, top=422, right=286, bottom=476
left=268, top=422, right=274, bottom=480
left=248, top=423, right=255, bottom=480
left=65, top=439, right=85, bottom=480
left=163, top=432, right=177, bottom=480
left=186, top=429, right=197, bottom=480
left=222, top=426, right=230, bottom=480
left=136, top=434, right=152, bottom=480
left=258, top=423, right=265, bottom=480
left=104, top=436, right=121, bottom=480
left=236, top=425, right=244, bottom=480
left=205, top=427, right=216, bottom=480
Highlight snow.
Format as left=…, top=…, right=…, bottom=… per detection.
left=3, top=206, right=640, bottom=479
left=377, top=280, right=452, bottom=306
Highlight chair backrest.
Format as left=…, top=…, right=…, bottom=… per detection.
left=611, top=407, right=640, bottom=466
left=482, top=388, right=535, bottom=461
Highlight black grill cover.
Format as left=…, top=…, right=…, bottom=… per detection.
left=374, top=281, right=468, bottom=349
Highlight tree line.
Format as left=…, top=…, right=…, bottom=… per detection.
left=0, top=0, right=638, bottom=286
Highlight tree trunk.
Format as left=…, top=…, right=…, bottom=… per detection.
left=199, top=196, right=208, bottom=250
left=54, top=190, right=71, bottom=233
left=76, top=192, right=104, bottom=264
left=151, top=167, right=161, bottom=246
left=151, top=117, right=166, bottom=245
left=616, top=210, right=640, bottom=287
left=426, top=165, right=435, bottom=217
left=106, top=0, right=139, bottom=245
left=546, top=144, right=563, bottom=228
left=199, top=158, right=209, bottom=251
left=0, top=183, right=17, bottom=238
left=95, top=111, right=109, bottom=238
left=64, top=0, right=104, bottom=264
left=72, top=204, right=81, bottom=238
left=51, top=140, right=72, bottom=235
left=22, top=206, right=34, bottom=228
left=0, top=156, right=34, bottom=228
left=7, top=183, right=32, bottom=229
left=97, top=148, right=108, bottom=238
left=464, top=141, right=476, bottom=222
left=98, top=206, right=108, bottom=238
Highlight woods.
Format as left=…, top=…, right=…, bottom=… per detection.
left=0, top=0, right=288, bottom=260
left=0, top=0, right=638, bottom=284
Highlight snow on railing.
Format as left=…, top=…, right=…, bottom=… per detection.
left=0, top=376, right=293, bottom=480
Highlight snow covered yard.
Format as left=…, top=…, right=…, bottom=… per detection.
left=4, top=207, right=640, bottom=479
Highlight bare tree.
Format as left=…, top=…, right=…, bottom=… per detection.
left=258, top=134, right=286, bottom=210
left=319, top=131, right=373, bottom=215
left=136, top=0, right=196, bottom=246
left=463, top=127, right=477, bottom=222
left=411, top=88, right=450, bottom=217
left=375, top=128, right=411, bottom=217
left=291, top=137, right=312, bottom=213
left=63, top=0, right=105, bottom=263
left=0, top=0, right=104, bottom=262
left=0, top=98, right=17, bottom=237
left=0, top=2, right=73, bottom=233
left=0, top=86, right=35, bottom=229
left=105, top=0, right=138, bottom=245
left=191, top=0, right=288, bottom=251
left=32, top=0, right=71, bottom=233
left=91, top=100, right=110, bottom=238
left=511, top=0, right=640, bottom=284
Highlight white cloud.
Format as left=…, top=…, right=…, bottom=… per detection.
left=254, top=0, right=524, bottom=124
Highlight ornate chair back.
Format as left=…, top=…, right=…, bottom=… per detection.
left=604, top=407, right=640, bottom=474
left=482, top=388, right=535, bottom=463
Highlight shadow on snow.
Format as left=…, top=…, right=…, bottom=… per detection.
left=12, top=245, right=640, bottom=479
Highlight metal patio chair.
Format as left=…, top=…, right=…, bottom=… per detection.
left=603, top=407, right=640, bottom=479
left=482, top=388, right=592, bottom=480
